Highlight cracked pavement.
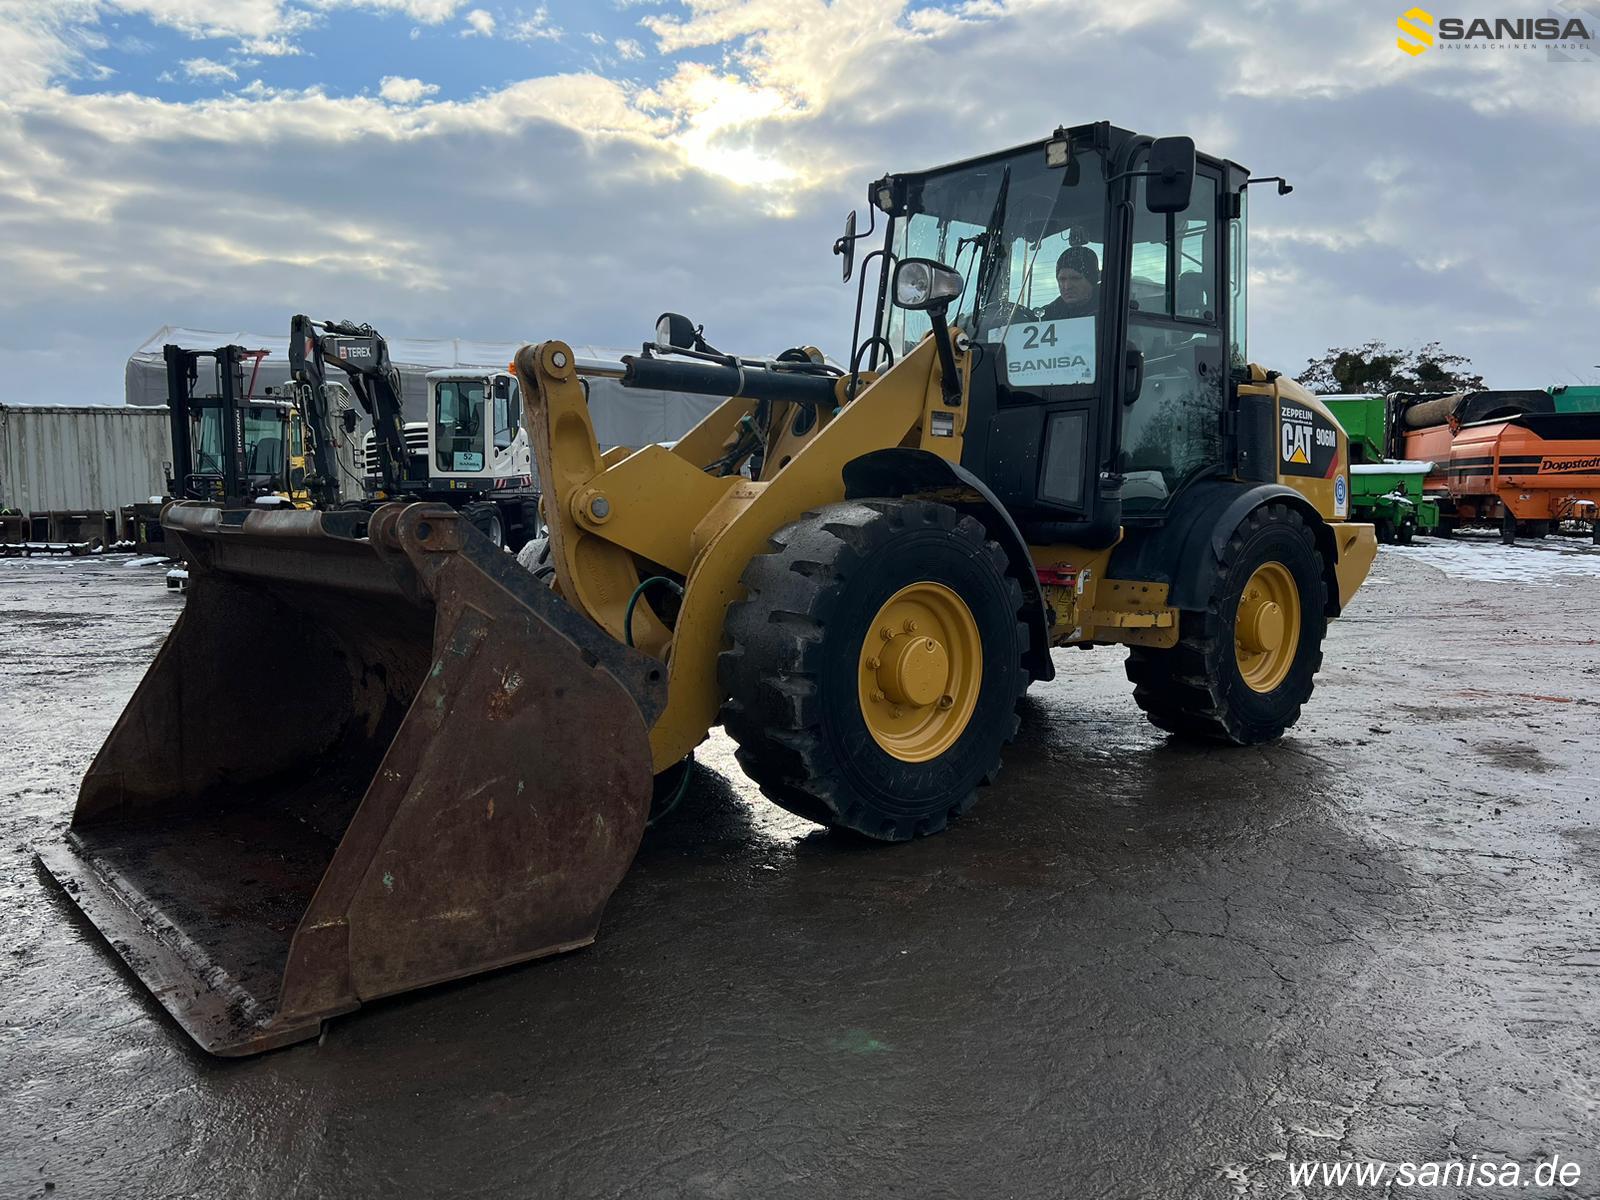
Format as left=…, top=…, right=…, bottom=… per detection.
left=2, top=541, right=1597, bottom=1199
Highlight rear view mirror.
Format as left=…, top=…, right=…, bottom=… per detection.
left=834, top=210, right=857, bottom=282
left=493, top=376, right=510, bottom=400
left=1144, top=136, right=1196, bottom=214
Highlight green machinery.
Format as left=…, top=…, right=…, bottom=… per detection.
left=1322, top=395, right=1438, bottom=544
left=1548, top=385, right=1600, bottom=414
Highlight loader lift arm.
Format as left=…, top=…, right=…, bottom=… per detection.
left=289, top=314, right=409, bottom=506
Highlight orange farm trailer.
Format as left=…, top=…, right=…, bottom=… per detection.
left=1398, top=399, right=1600, bottom=544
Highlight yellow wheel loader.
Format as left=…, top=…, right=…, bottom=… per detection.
left=40, top=122, right=1375, bottom=1055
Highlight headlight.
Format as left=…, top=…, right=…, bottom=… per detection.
left=892, top=258, right=965, bottom=312
left=895, top=262, right=933, bottom=308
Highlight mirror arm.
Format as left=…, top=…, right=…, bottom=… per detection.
left=834, top=203, right=877, bottom=252
left=1244, top=176, right=1294, bottom=196
left=1104, top=167, right=1158, bottom=186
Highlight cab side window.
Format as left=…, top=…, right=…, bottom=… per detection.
left=493, top=379, right=519, bottom=451
left=1121, top=163, right=1225, bottom=514
left=1129, top=173, right=1217, bottom=321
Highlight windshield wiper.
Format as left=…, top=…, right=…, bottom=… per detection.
left=963, top=165, right=1011, bottom=328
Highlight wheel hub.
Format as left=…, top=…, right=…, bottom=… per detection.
left=878, top=634, right=949, bottom=707
left=858, top=581, right=982, bottom=762
left=1233, top=561, right=1301, bottom=694
left=1237, top=596, right=1284, bottom=655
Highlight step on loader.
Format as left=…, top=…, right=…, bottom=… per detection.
left=41, top=121, right=1376, bottom=1054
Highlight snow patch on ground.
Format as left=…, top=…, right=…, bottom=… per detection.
left=122, top=556, right=171, bottom=568
left=1387, top=535, right=1600, bottom=585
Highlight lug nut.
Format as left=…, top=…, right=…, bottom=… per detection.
left=903, top=619, right=918, bottom=633
left=866, top=657, right=880, bottom=670
left=938, top=695, right=954, bottom=710
left=880, top=626, right=894, bottom=641
left=870, top=689, right=885, bottom=702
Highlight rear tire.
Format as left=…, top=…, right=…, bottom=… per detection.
left=1125, top=503, right=1327, bottom=745
left=1395, top=520, right=1415, bottom=545
left=462, top=501, right=505, bottom=549
left=719, top=499, right=1029, bottom=842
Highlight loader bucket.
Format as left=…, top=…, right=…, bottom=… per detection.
left=37, top=501, right=665, bottom=1056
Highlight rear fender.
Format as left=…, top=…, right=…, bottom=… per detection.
left=1110, top=481, right=1348, bottom=617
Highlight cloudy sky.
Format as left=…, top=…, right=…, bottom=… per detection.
left=2, top=0, right=1597, bottom=403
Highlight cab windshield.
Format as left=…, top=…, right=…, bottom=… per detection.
left=242, top=406, right=287, bottom=488
left=187, top=406, right=225, bottom=480
left=435, top=379, right=487, bottom=473
left=886, top=144, right=1107, bottom=389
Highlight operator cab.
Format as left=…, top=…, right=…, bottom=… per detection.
left=855, top=122, right=1250, bottom=546
left=426, top=369, right=529, bottom=481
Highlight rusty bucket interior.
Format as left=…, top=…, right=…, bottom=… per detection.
left=38, top=501, right=664, bottom=1056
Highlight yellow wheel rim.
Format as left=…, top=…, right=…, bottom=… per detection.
left=857, top=582, right=982, bottom=762
left=1233, top=562, right=1301, bottom=694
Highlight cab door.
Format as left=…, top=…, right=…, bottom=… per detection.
left=971, top=229, right=1107, bottom=529
left=1119, top=159, right=1227, bottom=516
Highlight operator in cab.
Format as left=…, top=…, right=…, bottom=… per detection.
left=1039, top=246, right=1099, bottom=321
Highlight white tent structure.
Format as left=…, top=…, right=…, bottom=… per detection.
left=125, top=325, right=724, bottom=448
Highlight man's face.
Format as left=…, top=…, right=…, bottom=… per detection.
left=1056, top=267, right=1092, bottom=306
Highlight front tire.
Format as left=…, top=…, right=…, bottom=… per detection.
left=719, top=499, right=1029, bottom=842
left=515, top=535, right=555, bottom=584
left=1125, top=503, right=1328, bottom=745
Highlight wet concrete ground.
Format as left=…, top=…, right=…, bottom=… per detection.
left=3, top=538, right=1598, bottom=1199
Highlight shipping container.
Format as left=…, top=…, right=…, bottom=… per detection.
left=0, top=403, right=170, bottom=515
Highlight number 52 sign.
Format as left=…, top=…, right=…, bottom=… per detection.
left=1000, top=317, right=1096, bottom=388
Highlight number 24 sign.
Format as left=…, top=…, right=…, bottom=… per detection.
left=1001, top=317, right=1095, bottom=388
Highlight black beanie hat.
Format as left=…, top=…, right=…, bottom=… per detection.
left=1055, top=246, right=1099, bottom=282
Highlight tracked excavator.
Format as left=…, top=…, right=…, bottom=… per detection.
left=40, top=122, right=1376, bottom=1055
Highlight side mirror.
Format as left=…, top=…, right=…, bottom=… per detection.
left=1144, top=136, right=1196, bottom=214
left=492, top=376, right=510, bottom=400
left=654, top=312, right=698, bottom=351
left=892, top=258, right=965, bottom=312
left=833, top=210, right=857, bottom=282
